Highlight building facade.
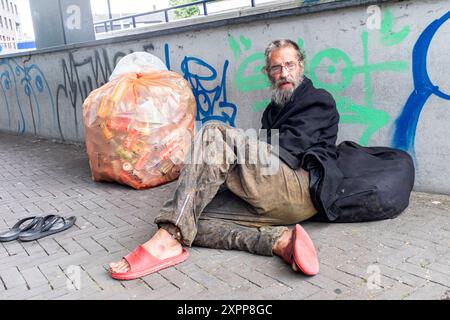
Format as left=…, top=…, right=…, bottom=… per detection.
left=0, top=0, right=22, bottom=53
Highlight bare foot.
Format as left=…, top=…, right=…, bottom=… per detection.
left=272, top=229, right=299, bottom=271
left=109, top=228, right=183, bottom=274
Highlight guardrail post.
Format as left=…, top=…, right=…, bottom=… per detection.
left=203, top=1, right=208, bottom=16
left=164, top=10, right=169, bottom=22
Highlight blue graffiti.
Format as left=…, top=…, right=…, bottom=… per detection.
left=0, top=60, right=20, bottom=131
left=0, top=58, right=56, bottom=135
left=164, top=43, right=171, bottom=71
left=181, top=57, right=237, bottom=126
left=393, top=11, right=450, bottom=156
left=165, top=44, right=237, bottom=126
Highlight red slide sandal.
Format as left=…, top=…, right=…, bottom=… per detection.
left=282, top=224, right=319, bottom=276
left=110, top=245, right=189, bottom=281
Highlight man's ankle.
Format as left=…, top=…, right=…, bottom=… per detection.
left=155, top=228, right=183, bottom=248
left=273, top=230, right=291, bottom=255
left=158, top=224, right=182, bottom=242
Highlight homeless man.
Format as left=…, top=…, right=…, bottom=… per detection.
left=109, top=39, right=415, bottom=280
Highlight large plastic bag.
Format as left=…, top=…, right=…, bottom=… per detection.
left=109, top=52, right=168, bottom=81
left=82, top=70, right=196, bottom=189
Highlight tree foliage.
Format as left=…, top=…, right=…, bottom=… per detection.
left=169, top=0, right=201, bottom=20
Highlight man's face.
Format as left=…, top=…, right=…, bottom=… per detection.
left=267, top=47, right=304, bottom=106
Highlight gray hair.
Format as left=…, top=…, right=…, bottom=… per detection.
left=264, top=39, right=305, bottom=73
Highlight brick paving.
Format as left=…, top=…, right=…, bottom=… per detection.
left=0, top=131, right=449, bottom=300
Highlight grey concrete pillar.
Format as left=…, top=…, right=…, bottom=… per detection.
left=29, top=0, right=95, bottom=49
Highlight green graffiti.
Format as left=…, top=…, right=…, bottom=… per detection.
left=235, top=52, right=270, bottom=92
left=228, top=35, right=242, bottom=60
left=307, top=29, right=408, bottom=145
left=380, top=9, right=411, bottom=46
left=240, top=35, right=252, bottom=51
left=229, top=8, right=410, bottom=145
left=310, top=48, right=353, bottom=92
left=228, top=35, right=271, bottom=113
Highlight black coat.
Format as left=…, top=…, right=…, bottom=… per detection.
left=261, top=77, right=415, bottom=223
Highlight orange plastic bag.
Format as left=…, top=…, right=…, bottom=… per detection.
left=82, top=71, right=196, bottom=189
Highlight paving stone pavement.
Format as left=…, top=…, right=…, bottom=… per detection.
left=0, top=132, right=449, bottom=300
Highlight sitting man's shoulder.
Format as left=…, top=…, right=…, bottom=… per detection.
left=300, top=78, right=336, bottom=105
left=303, top=85, right=336, bottom=107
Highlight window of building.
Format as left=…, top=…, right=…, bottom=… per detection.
left=1, top=0, right=4, bottom=11
left=4, top=17, right=7, bottom=29
left=6, top=0, right=9, bottom=12
left=0, top=16, right=3, bottom=28
left=9, top=18, right=12, bottom=30
left=14, top=4, right=17, bottom=15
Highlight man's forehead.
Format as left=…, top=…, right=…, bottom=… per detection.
left=269, top=47, right=298, bottom=64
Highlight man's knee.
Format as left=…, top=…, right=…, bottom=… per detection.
left=196, top=122, right=232, bottom=145
left=200, top=121, right=231, bottom=134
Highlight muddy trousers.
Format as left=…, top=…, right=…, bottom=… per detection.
left=155, top=122, right=317, bottom=257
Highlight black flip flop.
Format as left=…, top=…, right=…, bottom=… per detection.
left=19, top=215, right=77, bottom=242
left=0, top=216, right=44, bottom=242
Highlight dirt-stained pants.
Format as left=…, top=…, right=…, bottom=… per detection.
left=155, top=122, right=317, bottom=256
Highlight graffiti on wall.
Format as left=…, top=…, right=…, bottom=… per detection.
left=56, top=48, right=132, bottom=140
left=0, top=45, right=161, bottom=140
left=393, top=11, right=450, bottom=157
left=0, top=58, right=56, bottom=136
left=165, top=44, right=237, bottom=126
left=181, top=57, right=237, bottom=126
left=228, top=8, right=410, bottom=146
left=228, top=35, right=271, bottom=113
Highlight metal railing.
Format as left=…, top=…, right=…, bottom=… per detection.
left=94, top=0, right=257, bottom=34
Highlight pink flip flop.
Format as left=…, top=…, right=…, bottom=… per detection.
left=282, top=224, right=319, bottom=276
left=110, top=246, right=189, bottom=281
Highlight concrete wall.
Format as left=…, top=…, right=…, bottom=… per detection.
left=0, top=0, right=449, bottom=194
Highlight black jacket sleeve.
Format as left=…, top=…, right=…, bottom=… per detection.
left=274, top=90, right=340, bottom=170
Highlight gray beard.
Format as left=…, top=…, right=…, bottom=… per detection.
left=271, top=75, right=304, bottom=107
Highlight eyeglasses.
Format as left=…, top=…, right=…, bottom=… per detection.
left=268, top=61, right=298, bottom=76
